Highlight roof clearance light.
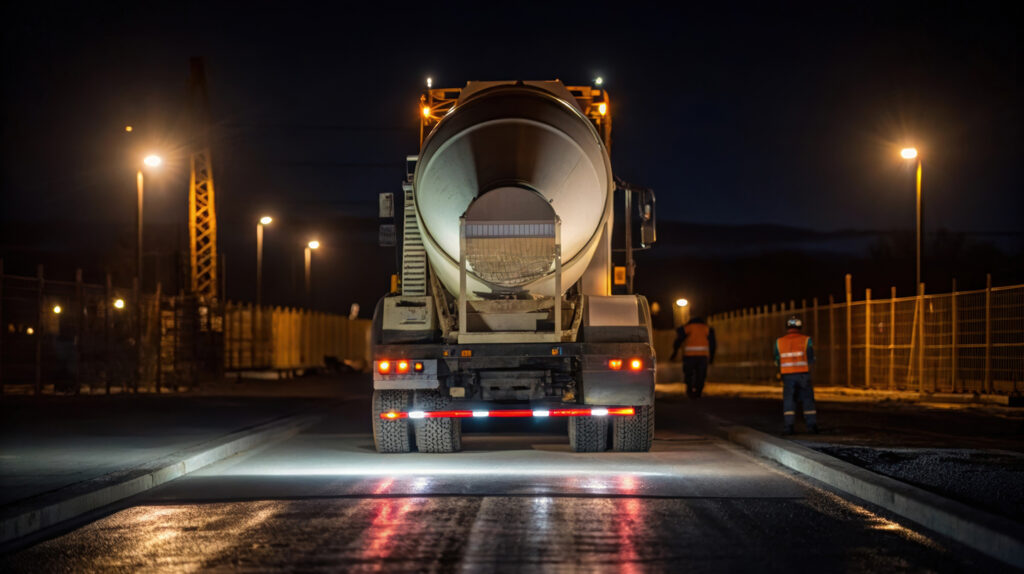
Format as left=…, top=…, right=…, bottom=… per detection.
left=377, top=360, right=391, bottom=374
left=414, top=362, right=424, bottom=372
left=630, top=359, right=643, bottom=371
left=460, top=349, right=472, bottom=357
left=598, top=102, right=607, bottom=116
left=472, top=411, right=489, bottom=418
left=397, top=360, right=410, bottom=374
left=608, top=359, right=623, bottom=370
left=591, top=408, right=609, bottom=416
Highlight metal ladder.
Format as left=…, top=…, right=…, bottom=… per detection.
left=401, top=156, right=427, bottom=296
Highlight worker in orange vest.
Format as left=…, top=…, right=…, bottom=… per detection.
left=669, top=316, right=716, bottom=398
left=774, top=316, right=817, bottom=435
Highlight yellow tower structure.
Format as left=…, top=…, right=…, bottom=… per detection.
left=187, top=57, right=218, bottom=300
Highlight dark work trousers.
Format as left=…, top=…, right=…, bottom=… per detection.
left=782, top=373, right=817, bottom=427
left=682, top=356, right=708, bottom=397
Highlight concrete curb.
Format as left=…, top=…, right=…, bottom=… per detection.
left=0, top=414, right=318, bottom=545
left=722, top=424, right=1024, bottom=569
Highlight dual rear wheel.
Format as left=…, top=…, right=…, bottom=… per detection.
left=372, top=390, right=462, bottom=453
left=569, top=405, right=655, bottom=453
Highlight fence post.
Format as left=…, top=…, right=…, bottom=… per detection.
left=865, top=288, right=871, bottom=388
left=811, top=298, right=818, bottom=378
left=951, top=278, right=958, bottom=393
left=0, top=257, right=3, bottom=390
left=105, top=273, right=112, bottom=394
left=75, top=268, right=84, bottom=393
left=918, top=282, right=926, bottom=394
left=36, top=264, right=44, bottom=396
left=845, top=273, right=852, bottom=388
left=154, top=281, right=162, bottom=393
left=889, top=286, right=896, bottom=391
left=984, top=274, right=992, bottom=393
left=828, top=294, right=836, bottom=386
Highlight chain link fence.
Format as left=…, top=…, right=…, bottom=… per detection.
left=705, top=275, right=1024, bottom=395
left=0, top=261, right=368, bottom=395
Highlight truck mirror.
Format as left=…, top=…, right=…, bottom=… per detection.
left=639, top=189, right=656, bottom=248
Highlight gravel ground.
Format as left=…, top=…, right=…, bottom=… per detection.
left=805, top=443, right=1024, bottom=521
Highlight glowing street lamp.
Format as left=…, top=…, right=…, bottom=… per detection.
left=256, top=216, right=273, bottom=307
left=675, top=298, right=689, bottom=308
left=113, top=298, right=126, bottom=310
left=52, top=305, right=62, bottom=315
left=900, top=147, right=923, bottom=288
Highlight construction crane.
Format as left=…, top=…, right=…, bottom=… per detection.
left=187, top=57, right=219, bottom=301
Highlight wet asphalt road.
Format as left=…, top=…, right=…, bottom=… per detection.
left=0, top=394, right=1009, bottom=572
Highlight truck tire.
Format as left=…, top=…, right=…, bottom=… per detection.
left=612, top=405, right=655, bottom=452
left=372, top=390, right=414, bottom=453
left=569, top=416, right=608, bottom=452
left=414, top=391, right=462, bottom=453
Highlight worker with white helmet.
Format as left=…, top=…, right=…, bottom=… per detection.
left=774, top=316, right=818, bottom=435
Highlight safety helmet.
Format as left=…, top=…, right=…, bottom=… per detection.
left=786, top=316, right=803, bottom=330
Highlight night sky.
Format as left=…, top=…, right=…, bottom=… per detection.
left=1, top=2, right=1020, bottom=312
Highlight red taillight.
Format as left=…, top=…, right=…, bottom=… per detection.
left=377, top=360, right=391, bottom=374
left=608, top=359, right=623, bottom=370
left=629, top=358, right=643, bottom=371
left=397, top=360, right=410, bottom=374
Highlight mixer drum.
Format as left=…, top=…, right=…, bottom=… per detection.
left=414, top=82, right=612, bottom=299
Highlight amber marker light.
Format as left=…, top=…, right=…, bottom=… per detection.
left=397, top=360, right=410, bottom=374
left=629, top=358, right=643, bottom=371
left=422, top=106, right=431, bottom=118
left=598, top=102, right=607, bottom=116
left=608, top=359, right=623, bottom=370
left=414, top=362, right=424, bottom=372
left=377, top=360, right=391, bottom=374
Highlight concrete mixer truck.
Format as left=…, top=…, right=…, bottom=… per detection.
left=371, top=80, right=657, bottom=453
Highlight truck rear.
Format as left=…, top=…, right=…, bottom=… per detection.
left=372, top=80, right=656, bottom=453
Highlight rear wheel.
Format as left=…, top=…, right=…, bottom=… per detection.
left=414, top=390, right=462, bottom=453
left=612, top=404, right=655, bottom=452
left=372, top=390, right=414, bottom=453
left=569, top=416, right=608, bottom=452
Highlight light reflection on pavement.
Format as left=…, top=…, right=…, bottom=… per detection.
left=0, top=425, right=1004, bottom=572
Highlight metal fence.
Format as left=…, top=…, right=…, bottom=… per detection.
left=705, top=275, right=1024, bottom=395
left=222, top=303, right=371, bottom=373
left=0, top=260, right=370, bottom=395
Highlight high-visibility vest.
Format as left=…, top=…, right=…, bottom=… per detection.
left=683, top=323, right=711, bottom=357
left=777, top=332, right=810, bottom=374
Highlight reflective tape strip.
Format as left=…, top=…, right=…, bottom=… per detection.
left=780, top=352, right=803, bottom=358
left=685, top=346, right=710, bottom=351
left=804, top=410, right=817, bottom=414
left=780, top=361, right=808, bottom=367
left=379, top=407, right=636, bottom=420
left=783, top=411, right=795, bottom=415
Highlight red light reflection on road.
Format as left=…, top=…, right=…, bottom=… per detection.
left=364, top=497, right=418, bottom=562
left=615, top=475, right=643, bottom=574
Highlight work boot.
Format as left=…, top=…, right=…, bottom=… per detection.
left=783, top=425, right=794, bottom=436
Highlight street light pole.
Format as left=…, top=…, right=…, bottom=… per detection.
left=900, top=148, right=923, bottom=288
left=305, top=240, right=319, bottom=307
left=256, top=216, right=272, bottom=308
left=135, top=155, right=161, bottom=391
left=915, top=158, right=923, bottom=289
